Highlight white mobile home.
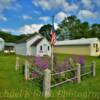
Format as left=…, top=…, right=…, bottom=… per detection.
left=54, top=38, right=100, bottom=56
left=15, top=34, right=51, bottom=56
left=0, top=38, right=4, bottom=51
left=4, top=42, right=15, bottom=53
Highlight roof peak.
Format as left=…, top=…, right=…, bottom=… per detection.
left=16, top=33, right=41, bottom=44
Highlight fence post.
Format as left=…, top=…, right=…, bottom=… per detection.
left=91, top=61, right=96, bottom=77
left=15, top=57, right=20, bottom=71
left=25, top=60, right=30, bottom=80
left=43, top=68, right=51, bottom=98
left=76, top=63, right=81, bottom=83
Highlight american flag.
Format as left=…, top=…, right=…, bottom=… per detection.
left=50, top=25, right=56, bottom=46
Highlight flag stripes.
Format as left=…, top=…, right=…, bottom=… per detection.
left=50, top=26, right=56, bottom=46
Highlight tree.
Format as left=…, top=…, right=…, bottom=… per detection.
left=0, top=31, right=16, bottom=42
left=39, top=24, right=52, bottom=41
left=57, top=15, right=100, bottom=39
left=58, top=15, right=82, bottom=39
left=0, top=31, right=27, bottom=42
left=90, top=24, right=100, bottom=39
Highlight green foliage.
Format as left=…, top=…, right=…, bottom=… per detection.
left=51, top=76, right=56, bottom=84
left=0, top=31, right=16, bottom=42
left=65, top=72, right=72, bottom=79
left=39, top=15, right=99, bottom=40
left=39, top=24, right=52, bottom=41
left=57, top=15, right=100, bottom=40
left=0, top=31, right=28, bottom=42
left=58, top=74, right=63, bottom=82
left=69, top=57, right=76, bottom=68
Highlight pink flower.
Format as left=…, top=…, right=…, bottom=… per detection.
left=32, top=72, right=38, bottom=78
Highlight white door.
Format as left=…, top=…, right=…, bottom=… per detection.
left=43, top=44, right=47, bottom=55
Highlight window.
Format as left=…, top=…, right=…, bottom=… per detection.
left=48, top=46, right=50, bottom=51
left=96, top=44, right=99, bottom=52
left=40, top=45, right=42, bottom=51
left=93, top=43, right=99, bottom=52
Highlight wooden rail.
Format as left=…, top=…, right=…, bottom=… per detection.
left=51, top=77, right=77, bottom=88
left=51, top=68, right=77, bottom=76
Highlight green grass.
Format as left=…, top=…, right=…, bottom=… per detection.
left=0, top=54, right=100, bottom=100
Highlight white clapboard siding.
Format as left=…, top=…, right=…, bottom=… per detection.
left=15, top=34, right=51, bottom=56
left=37, top=39, right=51, bottom=56
left=26, top=35, right=41, bottom=55
left=15, top=43, right=27, bottom=55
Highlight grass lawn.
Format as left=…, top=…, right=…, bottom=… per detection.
left=0, top=54, right=100, bottom=100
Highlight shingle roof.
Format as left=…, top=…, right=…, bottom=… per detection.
left=55, top=38, right=99, bottom=46
left=31, top=38, right=43, bottom=46
left=5, top=42, right=15, bottom=46
left=16, top=33, right=38, bottom=44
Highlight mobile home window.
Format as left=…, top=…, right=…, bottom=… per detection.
left=96, top=44, right=99, bottom=52
left=40, top=45, right=42, bottom=51
left=48, top=46, right=50, bottom=51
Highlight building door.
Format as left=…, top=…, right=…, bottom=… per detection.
left=43, top=44, right=47, bottom=55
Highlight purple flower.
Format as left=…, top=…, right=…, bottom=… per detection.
left=32, top=72, right=38, bottom=78
left=57, top=63, right=62, bottom=72
left=71, top=55, right=79, bottom=63
left=39, top=62, right=48, bottom=69
left=34, top=56, right=41, bottom=66
left=63, top=58, right=70, bottom=70
left=79, top=56, right=85, bottom=65
left=34, top=56, right=49, bottom=70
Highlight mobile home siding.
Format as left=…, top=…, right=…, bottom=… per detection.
left=54, top=45, right=91, bottom=55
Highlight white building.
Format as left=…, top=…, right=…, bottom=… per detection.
left=4, top=42, right=15, bottom=53
left=0, top=38, right=5, bottom=52
left=15, top=33, right=51, bottom=56
left=54, top=38, right=100, bottom=56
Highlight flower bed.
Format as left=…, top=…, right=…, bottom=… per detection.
left=26, top=55, right=86, bottom=81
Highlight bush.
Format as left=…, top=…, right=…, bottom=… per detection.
left=51, top=76, right=56, bottom=84
left=98, top=55, right=100, bottom=58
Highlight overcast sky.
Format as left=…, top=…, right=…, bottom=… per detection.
left=0, top=0, right=100, bottom=35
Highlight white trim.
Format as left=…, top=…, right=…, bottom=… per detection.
left=55, top=38, right=99, bottom=46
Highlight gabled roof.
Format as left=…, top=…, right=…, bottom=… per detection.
left=16, top=33, right=38, bottom=44
left=55, top=38, right=99, bottom=46
left=5, top=42, right=15, bottom=46
left=31, top=38, right=43, bottom=46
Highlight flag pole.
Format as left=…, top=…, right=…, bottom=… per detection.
left=51, top=45, right=53, bottom=71
left=51, top=16, right=54, bottom=71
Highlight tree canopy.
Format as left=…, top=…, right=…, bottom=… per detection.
left=56, top=16, right=100, bottom=40
left=0, top=31, right=27, bottom=42
left=39, top=24, right=52, bottom=41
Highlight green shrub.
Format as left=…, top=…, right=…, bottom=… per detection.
left=51, top=76, right=56, bottom=84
